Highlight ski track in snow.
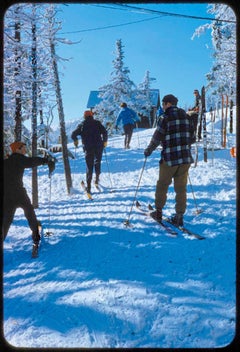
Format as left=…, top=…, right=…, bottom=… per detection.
left=3, top=114, right=236, bottom=348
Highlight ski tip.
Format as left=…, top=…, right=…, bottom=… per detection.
left=45, top=231, right=53, bottom=237
left=148, top=204, right=154, bottom=211
left=123, top=219, right=132, bottom=227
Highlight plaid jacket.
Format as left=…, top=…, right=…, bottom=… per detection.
left=148, top=106, right=194, bottom=166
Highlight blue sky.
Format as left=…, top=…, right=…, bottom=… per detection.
left=54, top=3, right=213, bottom=124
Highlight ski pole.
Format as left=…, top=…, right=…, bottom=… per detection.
left=136, top=123, right=140, bottom=149
left=72, top=146, right=77, bottom=183
left=188, top=175, right=203, bottom=215
left=104, top=148, right=114, bottom=191
left=124, top=157, right=147, bottom=227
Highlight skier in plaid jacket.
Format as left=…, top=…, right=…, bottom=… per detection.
left=144, top=94, right=194, bottom=226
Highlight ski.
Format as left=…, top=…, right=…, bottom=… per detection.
left=135, top=201, right=178, bottom=236
left=192, top=96, right=202, bottom=168
left=201, top=86, right=208, bottom=162
left=94, top=182, right=102, bottom=192
left=163, top=217, right=206, bottom=240
left=144, top=203, right=205, bottom=240
left=81, top=180, right=93, bottom=200
left=229, top=98, right=233, bottom=134
left=192, top=142, right=199, bottom=168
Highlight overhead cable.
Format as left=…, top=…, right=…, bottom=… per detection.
left=113, top=3, right=236, bottom=24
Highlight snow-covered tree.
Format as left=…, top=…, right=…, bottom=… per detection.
left=4, top=3, right=74, bottom=194
left=4, top=4, right=56, bottom=151
left=4, top=4, right=32, bottom=142
left=94, top=39, right=136, bottom=131
left=192, top=4, right=236, bottom=100
left=135, top=70, right=156, bottom=126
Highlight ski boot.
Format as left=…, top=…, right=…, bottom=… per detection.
left=31, top=243, right=39, bottom=258
left=150, top=208, right=162, bottom=222
left=170, top=213, right=184, bottom=227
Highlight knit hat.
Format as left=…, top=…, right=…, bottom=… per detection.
left=10, top=141, right=26, bottom=153
left=162, top=94, right=178, bottom=106
left=84, top=110, right=93, bottom=118
left=120, top=102, right=127, bottom=108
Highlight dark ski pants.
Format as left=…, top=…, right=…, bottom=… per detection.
left=155, top=161, right=191, bottom=214
left=192, top=113, right=199, bottom=135
left=3, top=188, right=40, bottom=244
left=123, top=124, right=134, bottom=148
left=85, top=147, right=103, bottom=189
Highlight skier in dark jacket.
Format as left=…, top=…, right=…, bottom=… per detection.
left=144, top=94, right=194, bottom=226
left=116, top=102, right=140, bottom=149
left=71, top=110, right=108, bottom=193
left=187, top=89, right=201, bottom=136
left=189, top=89, right=201, bottom=113
left=3, top=141, right=55, bottom=252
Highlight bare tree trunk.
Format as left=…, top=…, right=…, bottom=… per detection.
left=50, top=41, right=72, bottom=194
left=14, top=9, right=22, bottom=141
left=31, top=9, right=38, bottom=208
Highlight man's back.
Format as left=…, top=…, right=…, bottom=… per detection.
left=154, top=106, right=194, bottom=166
left=117, top=107, right=138, bottom=126
left=74, top=118, right=107, bottom=150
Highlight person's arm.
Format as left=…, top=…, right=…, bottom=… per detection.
left=144, top=119, right=165, bottom=156
left=115, top=112, right=122, bottom=128
left=71, top=124, right=82, bottom=147
left=133, top=110, right=140, bottom=122
left=20, top=154, right=49, bottom=168
left=71, top=124, right=82, bottom=141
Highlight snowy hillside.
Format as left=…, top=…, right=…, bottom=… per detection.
left=3, top=111, right=237, bottom=349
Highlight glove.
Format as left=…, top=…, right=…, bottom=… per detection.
left=74, top=140, right=79, bottom=148
left=42, top=154, right=56, bottom=164
left=42, top=157, right=49, bottom=165
left=48, top=159, right=55, bottom=177
left=144, top=147, right=152, bottom=157
left=103, top=141, right=108, bottom=148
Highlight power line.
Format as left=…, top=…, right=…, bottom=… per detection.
left=114, top=3, right=236, bottom=24
left=60, top=15, right=161, bottom=34
left=60, top=3, right=236, bottom=35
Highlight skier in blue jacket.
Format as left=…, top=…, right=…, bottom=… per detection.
left=115, top=102, right=140, bottom=149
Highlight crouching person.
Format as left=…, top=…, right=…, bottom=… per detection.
left=2, top=141, right=55, bottom=257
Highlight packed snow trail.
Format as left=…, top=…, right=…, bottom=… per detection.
left=3, top=122, right=236, bottom=348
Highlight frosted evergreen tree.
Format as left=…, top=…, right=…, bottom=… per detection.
left=135, top=70, right=156, bottom=127
left=4, top=4, right=57, bottom=152
left=192, top=4, right=236, bottom=100
left=94, top=39, right=136, bottom=132
left=4, top=3, right=74, bottom=194
left=4, top=4, right=32, bottom=142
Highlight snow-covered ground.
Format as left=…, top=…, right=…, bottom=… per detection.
left=3, top=111, right=237, bottom=348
